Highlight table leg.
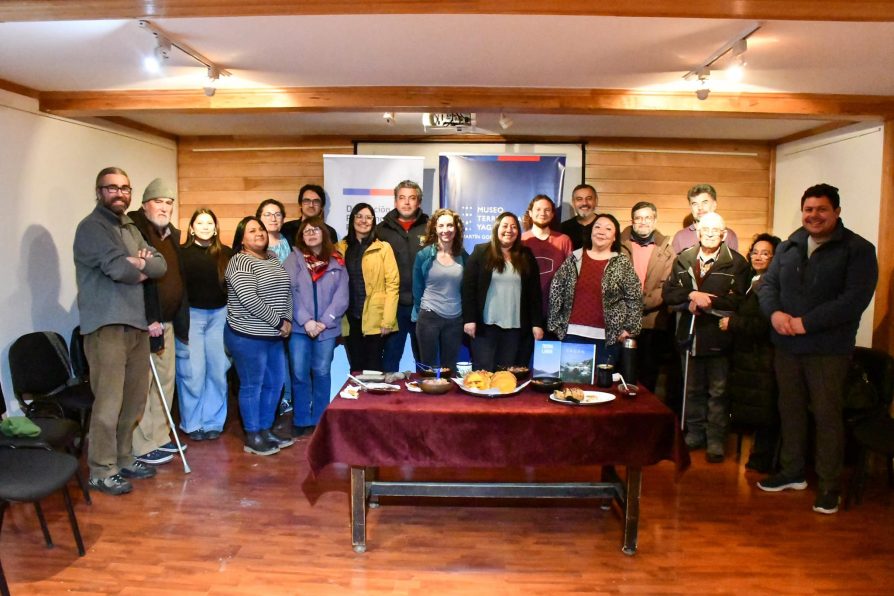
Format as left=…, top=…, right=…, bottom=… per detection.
left=622, top=467, right=642, bottom=556
left=368, top=466, right=380, bottom=508
left=351, top=466, right=367, bottom=553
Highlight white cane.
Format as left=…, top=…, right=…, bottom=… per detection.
left=149, top=355, right=192, bottom=474
left=680, top=315, right=696, bottom=431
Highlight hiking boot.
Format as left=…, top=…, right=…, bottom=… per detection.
left=684, top=433, right=706, bottom=450
left=757, top=474, right=807, bottom=492
left=261, top=428, right=295, bottom=449
left=158, top=441, right=186, bottom=453
left=812, top=491, right=840, bottom=514
left=135, top=449, right=173, bottom=465
left=244, top=432, right=280, bottom=456
left=89, top=474, right=133, bottom=496
left=120, top=461, right=158, bottom=479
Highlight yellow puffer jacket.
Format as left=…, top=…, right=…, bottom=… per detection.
left=336, top=239, right=400, bottom=336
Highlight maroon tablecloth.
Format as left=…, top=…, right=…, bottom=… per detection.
left=307, top=381, right=690, bottom=475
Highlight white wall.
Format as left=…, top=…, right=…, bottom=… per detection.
left=0, top=90, right=177, bottom=411
left=773, top=122, right=884, bottom=347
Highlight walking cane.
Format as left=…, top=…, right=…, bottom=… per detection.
left=149, top=356, right=192, bottom=474
left=680, top=315, right=696, bottom=431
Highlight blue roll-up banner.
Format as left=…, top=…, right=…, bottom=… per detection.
left=439, top=154, right=566, bottom=253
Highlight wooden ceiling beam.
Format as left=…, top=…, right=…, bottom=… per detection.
left=2, top=1, right=894, bottom=22
left=39, top=87, right=894, bottom=120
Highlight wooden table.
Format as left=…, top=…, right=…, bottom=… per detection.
left=307, top=380, right=688, bottom=555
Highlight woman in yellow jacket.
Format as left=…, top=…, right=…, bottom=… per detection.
left=336, top=203, right=400, bottom=371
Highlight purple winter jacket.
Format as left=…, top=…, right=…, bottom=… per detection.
left=283, top=249, right=349, bottom=342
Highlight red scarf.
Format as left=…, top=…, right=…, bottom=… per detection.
left=304, top=252, right=329, bottom=282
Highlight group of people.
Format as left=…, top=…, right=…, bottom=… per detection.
left=74, top=168, right=877, bottom=515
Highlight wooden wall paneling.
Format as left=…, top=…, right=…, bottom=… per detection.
left=584, top=139, right=772, bottom=251
left=177, top=136, right=352, bottom=242
left=872, top=120, right=894, bottom=352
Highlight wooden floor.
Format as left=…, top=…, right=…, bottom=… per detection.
left=3, top=425, right=893, bottom=595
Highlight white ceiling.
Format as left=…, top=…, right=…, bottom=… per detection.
left=2, top=14, right=893, bottom=139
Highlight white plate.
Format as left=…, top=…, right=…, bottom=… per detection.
left=549, top=390, right=615, bottom=406
left=451, top=378, right=530, bottom=397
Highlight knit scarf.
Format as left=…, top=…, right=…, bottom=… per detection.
left=630, top=231, right=655, bottom=247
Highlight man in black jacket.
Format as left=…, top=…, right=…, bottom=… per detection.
left=128, top=178, right=190, bottom=466
left=376, top=180, right=429, bottom=372
left=663, top=212, right=749, bottom=463
left=757, top=183, right=878, bottom=514
left=280, top=184, right=338, bottom=245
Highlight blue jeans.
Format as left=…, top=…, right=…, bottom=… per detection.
left=176, top=307, right=230, bottom=433
left=224, top=326, right=285, bottom=433
left=289, top=333, right=337, bottom=427
left=383, top=304, right=419, bottom=372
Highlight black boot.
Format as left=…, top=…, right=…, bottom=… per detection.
left=244, top=431, right=280, bottom=456
left=261, top=428, right=295, bottom=449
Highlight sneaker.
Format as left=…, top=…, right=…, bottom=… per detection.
left=89, top=474, right=133, bottom=496
left=135, top=449, right=174, bottom=465
left=204, top=430, right=221, bottom=440
left=158, top=441, right=186, bottom=453
left=757, top=474, right=808, bottom=492
left=187, top=430, right=206, bottom=441
left=812, top=492, right=840, bottom=514
left=244, top=432, right=280, bottom=456
left=120, top=461, right=158, bottom=479
left=262, top=428, right=295, bottom=449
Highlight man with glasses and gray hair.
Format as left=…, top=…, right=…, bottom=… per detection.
left=619, top=201, right=675, bottom=392
left=74, top=167, right=167, bottom=495
left=663, top=212, right=749, bottom=464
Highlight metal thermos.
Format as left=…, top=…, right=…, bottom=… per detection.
left=620, top=338, right=638, bottom=385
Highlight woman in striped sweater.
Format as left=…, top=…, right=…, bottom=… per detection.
left=224, top=216, right=294, bottom=456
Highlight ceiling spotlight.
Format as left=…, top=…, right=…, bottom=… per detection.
left=143, top=37, right=171, bottom=73
left=383, top=112, right=395, bottom=125
left=498, top=113, right=514, bottom=130
left=695, top=68, right=711, bottom=101
left=204, top=66, right=220, bottom=97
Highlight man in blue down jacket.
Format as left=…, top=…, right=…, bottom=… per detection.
left=756, top=183, right=877, bottom=515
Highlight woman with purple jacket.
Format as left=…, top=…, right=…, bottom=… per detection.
left=283, top=216, right=349, bottom=435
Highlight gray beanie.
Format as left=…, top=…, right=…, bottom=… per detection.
left=142, top=178, right=177, bottom=203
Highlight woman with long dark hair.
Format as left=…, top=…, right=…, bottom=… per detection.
left=462, top=212, right=543, bottom=371
left=177, top=208, right=233, bottom=441
left=412, top=208, right=469, bottom=372
left=335, top=203, right=399, bottom=372
left=283, top=216, right=349, bottom=434
left=224, top=216, right=294, bottom=456
left=548, top=213, right=642, bottom=364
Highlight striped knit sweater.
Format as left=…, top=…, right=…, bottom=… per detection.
left=225, top=252, right=293, bottom=337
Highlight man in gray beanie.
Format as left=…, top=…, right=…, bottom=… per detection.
left=128, top=177, right=190, bottom=465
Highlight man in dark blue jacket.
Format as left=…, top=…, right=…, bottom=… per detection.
left=376, top=180, right=429, bottom=372
left=757, top=183, right=878, bottom=514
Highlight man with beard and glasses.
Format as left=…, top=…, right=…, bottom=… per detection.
left=127, top=178, right=189, bottom=467
left=74, top=167, right=167, bottom=495
left=619, top=201, right=675, bottom=393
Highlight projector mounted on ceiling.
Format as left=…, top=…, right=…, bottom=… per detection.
left=422, top=112, right=477, bottom=133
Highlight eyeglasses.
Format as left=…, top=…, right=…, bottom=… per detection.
left=261, top=212, right=283, bottom=219
left=633, top=215, right=655, bottom=223
left=303, top=227, right=321, bottom=235
left=699, top=228, right=725, bottom=236
left=301, top=198, right=322, bottom=206
left=99, top=185, right=132, bottom=195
